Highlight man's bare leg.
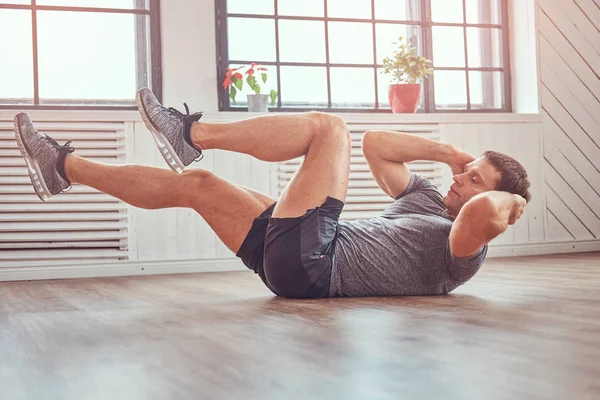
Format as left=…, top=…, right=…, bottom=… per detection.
left=186, top=111, right=351, bottom=298
left=137, top=88, right=349, bottom=221
left=64, top=155, right=275, bottom=253
left=191, top=112, right=351, bottom=217
left=66, top=111, right=348, bottom=257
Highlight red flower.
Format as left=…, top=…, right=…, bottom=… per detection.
left=246, top=63, right=268, bottom=77
left=223, top=67, right=243, bottom=89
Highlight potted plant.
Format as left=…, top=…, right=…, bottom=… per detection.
left=382, top=36, right=433, bottom=113
left=222, top=63, right=278, bottom=112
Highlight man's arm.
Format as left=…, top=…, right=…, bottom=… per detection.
left=361, top=130, right=473, bottom=198
left=449, top=191, right=527, bottom=257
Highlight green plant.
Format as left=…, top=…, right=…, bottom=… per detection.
left=223, top=66, right=244, bottom=103
left=223, top=63, right=278, bottom=106
left=382, top=36, right=433, bottom=84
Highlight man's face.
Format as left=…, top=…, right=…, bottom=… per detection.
left=443, top=157, right=501, bottom=218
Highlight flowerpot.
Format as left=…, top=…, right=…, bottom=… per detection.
left=388, top=83, right=421, bottom=113
left=247, top=94, right=269, bottom=112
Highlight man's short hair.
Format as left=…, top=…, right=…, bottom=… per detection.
left=483, top=151, right=532, bottom=203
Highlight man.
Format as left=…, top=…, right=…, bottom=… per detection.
left=13, top=88, right=530, bottom=298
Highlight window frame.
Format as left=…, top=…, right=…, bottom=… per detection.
left=0, top=0, right=162, bottom=110
left=215, top=0, right=512, bottom=113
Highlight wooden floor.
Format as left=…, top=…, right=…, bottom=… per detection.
left=1, top=253, right=599, bottom=400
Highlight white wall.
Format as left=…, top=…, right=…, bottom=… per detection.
left=508, top=0, right=540, bottom=113
left=160, top=0, right=219, bottom=112
left=2, top=0, right=599, bottom=281
left=159, top=0, right=543, bottom=113
left=146, top=0, right=600, bottom=259
left=537, top=0, right=600, bottom=247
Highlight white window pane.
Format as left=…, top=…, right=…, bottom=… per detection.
left=374, top=0, right=420, bottom=20
left=279, top=20, right=325, bottom=63
left=280, top=66, right=327, bottom=106
left=465, top=0, right=500, bottom=24
left=227, top=0, right=273, bottom=15
left=377, top=67, right=393, bottom=107
left=225, top=64, right=278, bottom=106
left=376, top=24, right=421, bottom=64
left=37, top=0, right=148, bottom=9
left=228, top=18, right=276, bottom=62
left=328, top=22, right=373, bottom=64
left=470, top=71, right=503, bottom=109
left=37, top=11, right=138, bottom=101
left=434, top=70, right=467, bottom=109
left=467, top=27, right=502, bottom=68
left=331, top=67, right=375, bottom=107
left=0, top=0, right=30, bottom=3
left=431, top=0, right=464, bottom=23
left=470, top=72, right=483, bottom=105
left=0, top=9, right=33, bottom=103
left=278, top=0, right=323, bottom=17
left=327, top=0, right=371, bottom=19
left=432, top=26, right=465, bottom=67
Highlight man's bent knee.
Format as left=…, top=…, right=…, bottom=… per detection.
left=181, top=168, right=214, bottom=184
left=178, top=169, right=216, bottom=205
left=306, top=112, right=349, bottom=143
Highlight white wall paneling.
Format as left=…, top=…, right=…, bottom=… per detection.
left=0, top=109, right=549, bottom=280
left=275, top=123, right=444, bottom=221
left=3, top=0, right=600, bottom=280
left=0, top=118, right=129, bottom=268
left=2, top=103, right=599, bottom=280
left=128, top=120, right=220, bottom=262
left=440, top=121, right=546, bottom=248
left=538, top=0, right=600, bottom=244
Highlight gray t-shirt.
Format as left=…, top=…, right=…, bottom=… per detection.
left=329, top=173, right=487, bottom=297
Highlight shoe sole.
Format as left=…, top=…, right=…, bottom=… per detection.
left=136, top=91, right=186, bottom=174
left=13, top=117, right=53, bottom=202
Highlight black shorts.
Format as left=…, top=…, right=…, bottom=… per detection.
left=235, top=196, right=344, bottom=299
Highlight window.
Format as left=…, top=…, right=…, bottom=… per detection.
left=216, top=0, right=511, bottom=112
left=0, top=0, right=161, bottom=108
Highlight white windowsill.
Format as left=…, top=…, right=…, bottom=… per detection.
left=0, top=109, right=542, bottom=124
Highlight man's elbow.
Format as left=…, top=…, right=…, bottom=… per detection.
left=464, top=195, right=508, bottom=240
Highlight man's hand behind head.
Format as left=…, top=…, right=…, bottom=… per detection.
left=508, top=194, right=527, bottom=225
left=449, top=148, right=476, bottom=175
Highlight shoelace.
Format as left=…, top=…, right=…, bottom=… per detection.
left=39, top=132, right=75, bottom=192
left=165, top=103, right=204, bottom=162
left=41, top=133, right=73, bottom=151
left=166, top=103, right=203, bottom=120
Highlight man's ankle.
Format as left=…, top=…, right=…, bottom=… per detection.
left=63, top=153, right=76, bottom=184
left=189, top=121, right=207, bottom=151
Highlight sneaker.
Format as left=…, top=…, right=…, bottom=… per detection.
left=13, top=113, right=74, bottom=202
left=136, top=88, right=204, bottom=174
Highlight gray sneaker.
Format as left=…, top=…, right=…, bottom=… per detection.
left=13, top=113, right=74, bottom=202
left=136, top=88, right=204, bottom=174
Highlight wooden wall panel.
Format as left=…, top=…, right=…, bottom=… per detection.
left=538, top=0, right=600, bottom=243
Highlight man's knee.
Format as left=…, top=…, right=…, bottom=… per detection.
left=179, top=169, right=216, bottom=203
left=306, top=112, right=350, bottom=142
left=182, top=168, right=214, bottom=183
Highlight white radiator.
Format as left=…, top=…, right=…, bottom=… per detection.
left=276, top=122, right=444, bottom=220
left=0, top=120, right=129, bottom=266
